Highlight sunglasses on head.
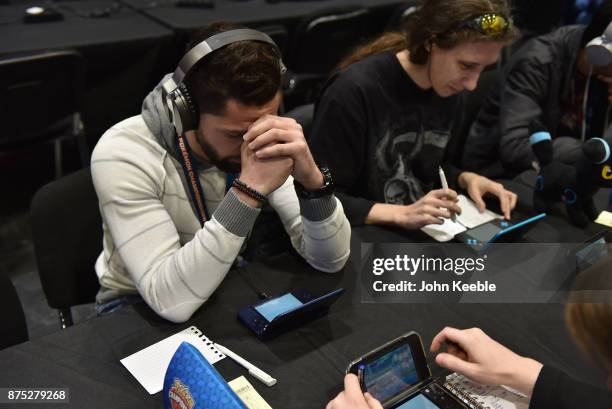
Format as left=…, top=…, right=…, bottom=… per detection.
left=457, top=13, right=513, bottom=36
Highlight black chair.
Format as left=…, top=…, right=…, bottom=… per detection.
left=386, top=0, right=422, bottom=31
left=0, top=50, right=89, bottom=179
left=284, top=103, right=315, bottom=139
left=0, top=273, right=28, bottom=349
left=255, top=24, right=290, bottom=60
left=30, top=168, right=101, bottom=329
left=283, top=6, right=373, bottom=109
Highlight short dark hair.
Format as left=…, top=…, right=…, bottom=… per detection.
left=581, top=0, right=612, bottom=47
left=184, top=21, right=282, bottom=116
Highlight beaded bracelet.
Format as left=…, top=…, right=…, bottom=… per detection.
left=232, top=179, right=267, bottom=203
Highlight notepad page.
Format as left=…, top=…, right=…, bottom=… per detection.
left=444, top=373, right=529, bottom=409
left=455, top=195, right=503, bottom=229
left=421, top=218, right=467, bottom=242
left=120, top=326, right=225, bottom=394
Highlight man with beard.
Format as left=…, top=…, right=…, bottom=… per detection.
left=90, top=22, right=350, bottom=323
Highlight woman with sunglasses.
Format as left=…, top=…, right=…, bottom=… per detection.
left=309, top=0, right=519, bottom=230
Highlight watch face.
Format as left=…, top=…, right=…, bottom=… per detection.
left=320, top=167, right=333, bottom=189
left=294, top=166, right=334, bottom=198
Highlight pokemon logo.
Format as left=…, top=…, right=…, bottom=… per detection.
left=602, top=165, right=612, bottom=180
left=168, top=378, right=196, bottom=409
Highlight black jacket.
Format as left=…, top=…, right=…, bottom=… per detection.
left=530, top=365, right=612, bottom=409
left=309, top=52, right=464, bottom=226
left=463, top=26, right=587, bottom=178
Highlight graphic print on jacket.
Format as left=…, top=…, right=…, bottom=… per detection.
left=374, top=108, right=451, bottom=206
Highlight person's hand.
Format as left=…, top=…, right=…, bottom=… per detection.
left=396, top=189, right=462, bottom=229
left=458, top=172, right=517, bottom=220
left=238, top=138, right=293, bottom=199
left=430, top=327, right=543, bottom=397
left=365, top=189, right=462, bottom=229
left=243, top=115, right=324, bottom=191
left=326, top=374, right=383, bottom=409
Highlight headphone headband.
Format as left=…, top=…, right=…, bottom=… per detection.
left=173, top=28, right=285, bottom=84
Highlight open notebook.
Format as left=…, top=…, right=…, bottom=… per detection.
left=443, top=373, right=529, bottom=409
left=121, top=326, right=225, bottom=394
left=421, top=195, right=503, bottom=242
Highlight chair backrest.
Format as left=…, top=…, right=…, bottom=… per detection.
left=386, top=0, right=422, bottom=31
left=0, top=273, right=28, bottom=349
left=284, top=103, right=315, bottom=140
left=288, top=6, right=373, bottom=74
left=513, top=0, right=565, bottom=34
left=0, top=50, right=85, bottom=149
left=30, top=167, right=101, bottom=310
left=255, top=24, right=290, bottom=60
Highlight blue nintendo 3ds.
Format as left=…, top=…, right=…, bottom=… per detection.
left=455, top=213, right=547, bottom=251
left=238, top=287, right=345, bottom=340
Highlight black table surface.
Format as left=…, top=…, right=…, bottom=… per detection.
left=0, top=209, right=609, bottom=408
left=119, top=0, right=404, bottom=32
left=0, top=1, right=173, bottom=55
left=0, top=1, right=177, bottom=142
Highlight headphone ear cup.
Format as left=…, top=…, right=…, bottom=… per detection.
left=170, top=84, right=199, bottom=136
left=586, top=37, right=612, bottom=66
left=179, top=83, right=198, bottom=128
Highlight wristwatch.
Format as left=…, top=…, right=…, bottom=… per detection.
left=294, top=166, right=334, bottom=199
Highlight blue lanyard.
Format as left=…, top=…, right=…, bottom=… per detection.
left=175, top=134, right=238, bottom=227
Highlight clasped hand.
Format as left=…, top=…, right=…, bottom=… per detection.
left=239, top=115, right=322, bottom=195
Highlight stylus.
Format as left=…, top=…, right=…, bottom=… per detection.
left=439, top=166, right=457, bottom=222
left=214, top=343, right=277, bottom=387
left=357, top=365, right=365, bottom=390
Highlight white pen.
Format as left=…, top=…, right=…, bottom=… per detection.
left=438, top=166, right=457, bottom=222
left=214, top=343, right=277, bottom=387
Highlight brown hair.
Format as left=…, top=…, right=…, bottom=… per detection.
left=185, top=21, right=282, bottom=116
left=338, top=0, right=519, bottom=71
left=565, top=258, right=612, bottom=369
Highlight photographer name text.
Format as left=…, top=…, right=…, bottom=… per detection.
left=373, top=280, right=496, bottom=293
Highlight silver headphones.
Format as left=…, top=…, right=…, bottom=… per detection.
left=162, top=28, right=286, bottom=136
left=586, top=21, right=612, bottom=66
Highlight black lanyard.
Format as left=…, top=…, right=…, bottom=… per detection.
left=175, top=134, right=237, bottom=227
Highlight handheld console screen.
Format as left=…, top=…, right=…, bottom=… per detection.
left=254, top=293, right=303, bottom=322
left=348, top=332, right=473, bottom=409
left=395, top=394, right=440, bottom=409
left=361, top=343, right=419, bottom=402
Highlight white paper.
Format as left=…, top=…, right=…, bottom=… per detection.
left=229, top=376, right=274, bottom=409
left=421, top=218, right=467, bottom=242
left=120, top=327, right=225, bottom=394
left=455, top=195, right=502, bottom=229
left=421, top=195, right=503, bottom=242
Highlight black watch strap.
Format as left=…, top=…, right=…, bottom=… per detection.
left=294, top=166, right=334, bottom=199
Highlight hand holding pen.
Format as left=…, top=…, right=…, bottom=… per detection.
left=439, top=166, right=459, bottom=222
